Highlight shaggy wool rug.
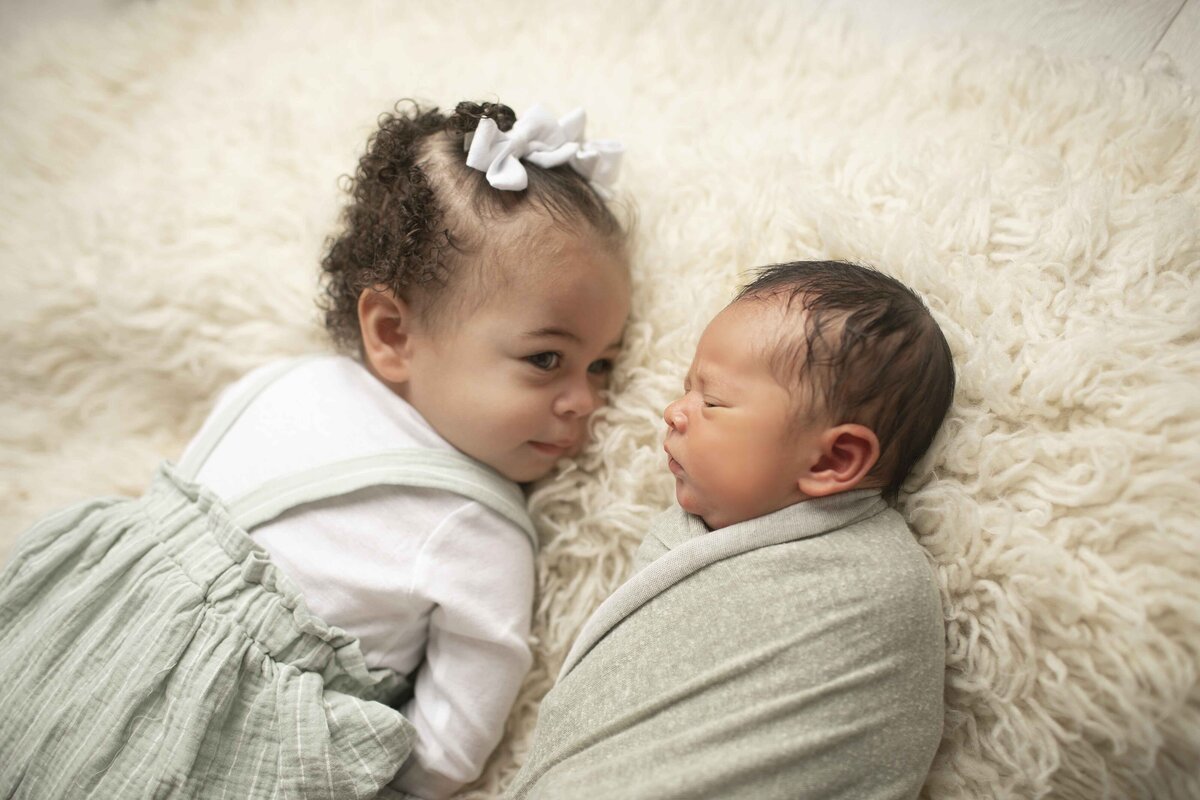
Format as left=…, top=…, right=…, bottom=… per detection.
left=1, top=1, right=1197, bottom=797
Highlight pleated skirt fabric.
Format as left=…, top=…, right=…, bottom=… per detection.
left=0, top=464, right=415, bottom=800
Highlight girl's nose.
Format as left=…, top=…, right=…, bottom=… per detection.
left=554, top=376, right=600, bottom=418
left=663, top=398, right=687, bottom=433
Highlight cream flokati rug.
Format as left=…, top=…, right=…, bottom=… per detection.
left=1, top=1, right=1197, bottom=797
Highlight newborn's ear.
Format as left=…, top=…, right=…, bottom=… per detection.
left=358, top=287, right=415, bottom=384
left=797, top=424, right=881, bottom=497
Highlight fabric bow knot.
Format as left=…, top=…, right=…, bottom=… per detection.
left=465, top=105, right=622, bottom=194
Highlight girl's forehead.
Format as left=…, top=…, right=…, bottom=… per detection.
left=435, top=221, right=621, bottom=315
left=494, top=231, right=629, bottom=303
left=469, top=244, right=629, bottom=334
left=507, top=216, right=625, bottom=274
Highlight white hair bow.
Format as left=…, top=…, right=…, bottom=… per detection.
left=465, top=105, right=622, bottom=195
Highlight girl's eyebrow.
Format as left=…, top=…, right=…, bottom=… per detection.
left=524, top=327, right=623, bottom=350
left=524, top=326, right=580, bottom=343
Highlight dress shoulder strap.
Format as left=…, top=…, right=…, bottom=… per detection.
left=226, top=449, right=537, bottom=552
left=176, top=357, right=538, bottom=553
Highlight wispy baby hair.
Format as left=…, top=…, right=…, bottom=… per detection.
left=319, top=99, right=626, bottom=349
left=736, top=260, right=955, bottom=502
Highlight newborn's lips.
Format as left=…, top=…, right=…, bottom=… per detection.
left=664, top=443, right=684, bottom=476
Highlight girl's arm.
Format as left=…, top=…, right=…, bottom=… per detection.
left=392, top=502, right=535, bottom=799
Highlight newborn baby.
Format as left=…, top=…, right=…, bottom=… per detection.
left=508, top=259, right=956, bottom=800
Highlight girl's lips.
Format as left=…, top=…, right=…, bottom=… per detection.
left=530, top=441, right=572, bottom=457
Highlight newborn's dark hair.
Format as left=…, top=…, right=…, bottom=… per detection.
left=320, top=100, right=626, bottom=349
left=736, top=260, right=956, bottom=503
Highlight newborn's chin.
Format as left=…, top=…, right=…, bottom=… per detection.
left=673, top=481, right=709, bottom=523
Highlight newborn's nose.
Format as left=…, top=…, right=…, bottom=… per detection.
left=663, top=399, right=687, bottom=433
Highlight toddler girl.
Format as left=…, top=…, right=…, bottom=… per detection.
left=0, top=100, right=631, bottom=800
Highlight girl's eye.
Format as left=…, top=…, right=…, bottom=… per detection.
left=525, top=352, right=560, bottom=371
left=587, top=358, right=614, bottom=375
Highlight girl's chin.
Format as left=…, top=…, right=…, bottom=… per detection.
left=495, top=459, right=555, bottom=484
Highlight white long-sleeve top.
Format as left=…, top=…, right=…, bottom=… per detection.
left=183, top=356, right=535, bottom=799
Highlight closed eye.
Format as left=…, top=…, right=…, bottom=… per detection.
left=525, top=352, right=561, bottom=371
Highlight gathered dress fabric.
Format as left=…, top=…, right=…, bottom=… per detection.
left=0, top=357, right=536, bottom=800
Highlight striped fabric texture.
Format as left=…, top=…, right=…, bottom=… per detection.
left=0, top=358, right=535, bottom=798
left=0, top=466, right=415, bottom=798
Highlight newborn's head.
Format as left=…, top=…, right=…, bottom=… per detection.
left=663, top=260, right=955, bottom=529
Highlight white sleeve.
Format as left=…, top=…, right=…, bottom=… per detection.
left=390, top=502, right=535, bottom=800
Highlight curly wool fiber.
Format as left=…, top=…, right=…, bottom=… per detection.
left=1, top=1, right=1197, bottom=798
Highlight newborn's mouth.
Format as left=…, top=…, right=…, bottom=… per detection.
left=664, top=444, right=684, bottom=476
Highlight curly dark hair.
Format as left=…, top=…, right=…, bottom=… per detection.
left=736, top=260, right=956, bottom=503
left=319, top=100, right=627, bottom=350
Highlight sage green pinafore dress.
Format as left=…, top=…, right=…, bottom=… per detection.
left=0, top=358, right=536, bottom=799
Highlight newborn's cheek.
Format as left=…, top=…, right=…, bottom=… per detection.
left=716, top=452, right=768, bottom=511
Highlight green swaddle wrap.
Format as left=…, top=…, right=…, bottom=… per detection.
left=507, top=490, right=945, bottom=800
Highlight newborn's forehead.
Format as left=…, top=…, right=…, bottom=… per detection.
left=704, top=299, right=822, bottom=400
left=695, top=302, right=780, bottom=372
left=711, top=298, right=800, bottom=350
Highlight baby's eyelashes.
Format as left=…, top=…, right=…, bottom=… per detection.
left=587, top=358, right=614, bottom=375
left=679, top=379, right=721, bottom=408
left=526, top=353, right=614, bottom=368
left=525, top=352, right=561, bottom=371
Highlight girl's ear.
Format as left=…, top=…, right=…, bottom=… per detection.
left=358, top=287, right=415, bottom=384
left=797, top=424, right=881, bottom=498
